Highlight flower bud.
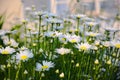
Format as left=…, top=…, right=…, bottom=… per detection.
left=71, top=60, right=74, bottom=63
left=112, top=53, right=116, bottom=57
left=33, top=43, right=37, bottom=46
left=41, top=73, right=45, bottom=77
left=22, top=20, right=27, bottom=24
left=24, top=70, right=28, bottom=74
left=106, top=60, right=111, bottom=65
left=7, top=63, right=11, bottom=68
left=76, top=63, right=79, bottom=67
left=100, top=45, right=103, bottom=48
left=59, top=72, right=64, bottom=78
left=55, top=69, right=59, bottom=74
left=94, top=59, right=99, bottom=64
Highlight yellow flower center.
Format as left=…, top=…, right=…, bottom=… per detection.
left=115, top=43, right=120, bottom=48
left=104, top=45, right=109, bottom=47
left=106, top=60, right=111, bottom=65
left=112, top=53, right=116, bottom=57
left=2, top=50, right=9, bottom=54
left=61, top=38, right=65, bottom=41
left=33, top=43, right=37, bottom=46
left=69, top=30, right=73, bottom=33
left=89, top=23, right=93, bottom=27
left=95, top=42, right=100, bottom=46
left=21, top=55, right=28, bottom=60
left=77, top=16, right=81, bottom=19
left=90, top=33, right=96, bottom=37
left=80, top=45, right=87, bottom=50
left=51, top=33, right=56, bottom=37
left=42, top=65, right=48, bottom=69
left=7, top=41, right=11, bottom=45
left=71, top=39, right=76, bottom=43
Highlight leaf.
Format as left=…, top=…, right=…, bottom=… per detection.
left=0, top=15, right=5, bottom=29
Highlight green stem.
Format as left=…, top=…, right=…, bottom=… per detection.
left=15, top=62, right=21, bottom=80
left=38, top=15, right=42, bottom=50
left=62, top=55, right=65, bottom=72
left=24, top=23, right=27, bottom=47
left=29, top=30, right=33, bottom=47
left=39, top=72, right=42, bottom=80
left=8, top=67, right=10, bottom=79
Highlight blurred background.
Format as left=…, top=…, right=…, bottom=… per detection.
left=22, top=0, right=120, bottom=17
left=0, top=0, right=120, bottom=30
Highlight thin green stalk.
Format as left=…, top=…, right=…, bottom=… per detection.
left=15, top=62, right=21, bottom=80
left=24, top=23, right=27, bottom=47
left=62, top=55, right=65, bottom=72
left=8, top=67, right=10, bottom=79
left=67, top=54, right=72, bottom=80
left=29, top=30, right=33, bottom=47
left=82, top=24, right=86, bottom=42
left=76, top=18, right=80, bottom=36
left=8, top=56, right=11, bottom=79
left=85, top=54, right=91, bottom=74
left=39, top=72, right=42, bottom=80
left=38, top=15, right=42, bottom=50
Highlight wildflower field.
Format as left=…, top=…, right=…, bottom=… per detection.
left=0, top=8, right=120, bottom=80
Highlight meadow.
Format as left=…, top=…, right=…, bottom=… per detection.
left=0, top=7, right=120, bottom=80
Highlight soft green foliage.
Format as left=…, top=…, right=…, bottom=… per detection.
left=0, top=15, right=4, bottom=29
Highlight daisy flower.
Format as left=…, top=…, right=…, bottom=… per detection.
left=102, top=41, right=111, bottom=47
left=36, top=61, right=54, bottom=71
left=58, top=34, right=67, bottom=43
left=94, top=40, right=101, bottom=46
left=56, top=48, right=71, bottom=55
left=16, top=50, right=33, bottom=61
left=19, top=46, right=28, bottom=51
left=66, top=34, right=80, bottom=43
left=47, top=13, right=58, bottom=18
left=46, top=18, right=58, bottom=24
left=74, top=14, right=86, bottom=19
left=85, top=22, right=98, bottom=27
left=68, top=27, right=77, bottom=33
left=0, top=30, right=7, bottom=36
left=81, top=17, right=95, bottom=22
left=91, top=46, right=98, bottom=50
left=25, top=7, right=31, bottom=11
left=104, top=27, right=119, bottom=32
left=111, top=41, right=120, bottom=48
left=75, top=43, right=91, bottom=51
left=44, top=31, right=55, bottom=38
left=3, top=37, right=18, bottom=47
left=0, top=46, right=15, bottom=55
left=85, top=32, right=101, bottom=37
left=54, top=26, right=63, bottom=30
left=34, top=11, right=46, bottom=16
